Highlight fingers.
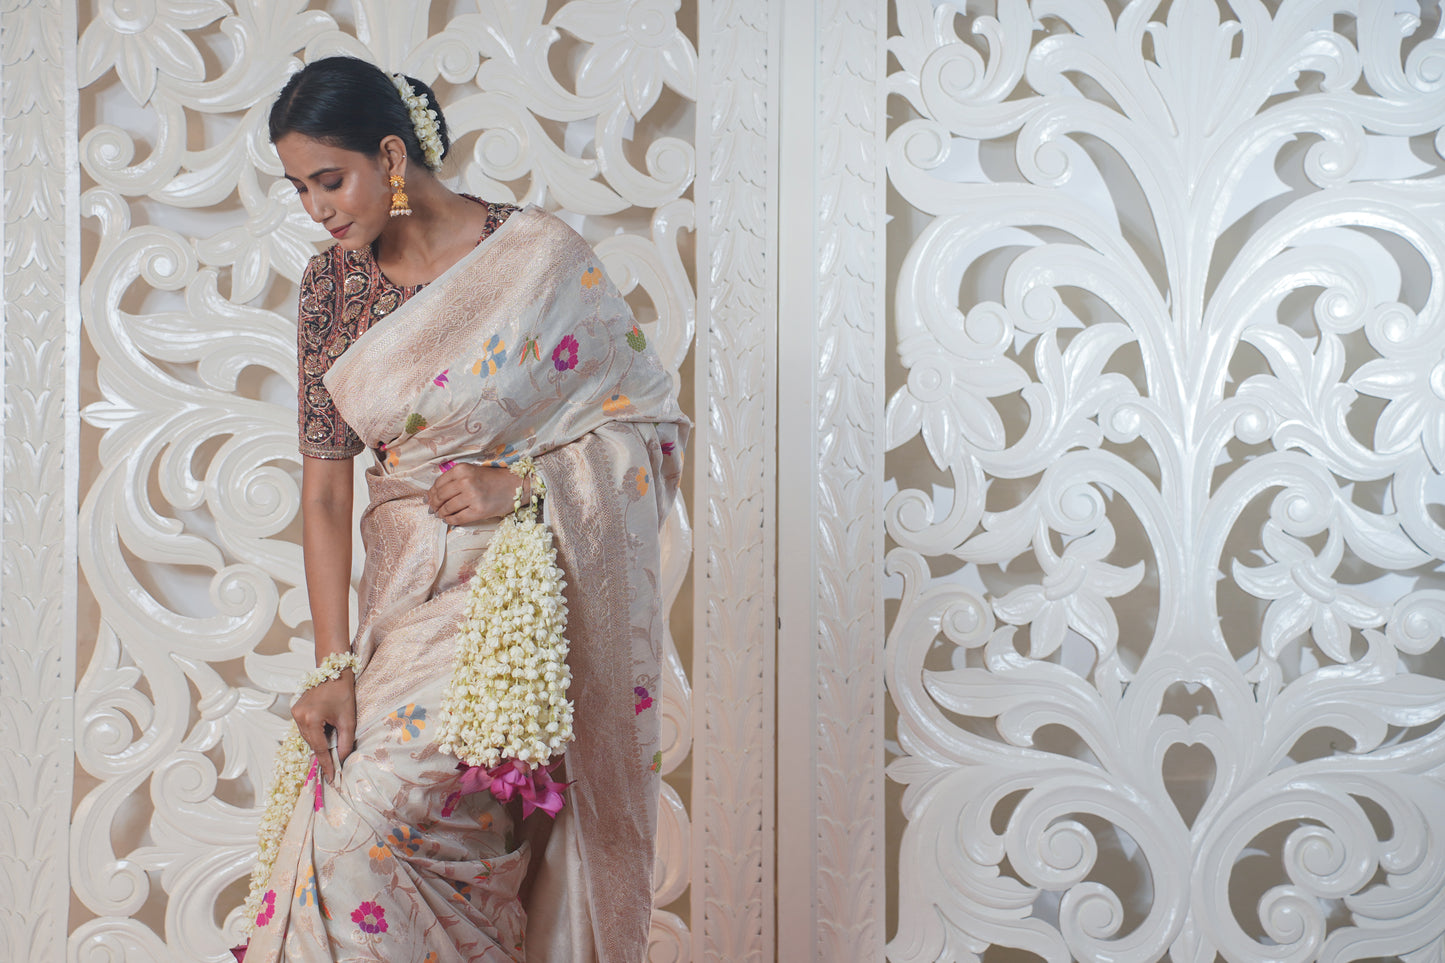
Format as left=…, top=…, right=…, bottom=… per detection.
left=434, top=491, right=476, bottom=525
left=427, top=469, right=462, bottom=511
left=334, top=717, right=356, bottom=765
left=292, top=676, right=356, bottom=785
left=427, top=464, right=526, bottom=522
left=295, top=715, right=335, bottom=783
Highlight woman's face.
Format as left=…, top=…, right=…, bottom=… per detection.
left=276, top=133, right=396, bottom=251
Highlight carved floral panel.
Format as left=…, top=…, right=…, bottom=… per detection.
left=70, top=2, right=698, bottom=960
left=885, top=1, right=1445, bottom=961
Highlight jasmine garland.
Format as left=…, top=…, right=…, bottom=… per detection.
left=241, top=653, right=356, bottom=933
left=241, top=726, right=310, bottom=935
left=434, top=458, right=575, bottom=771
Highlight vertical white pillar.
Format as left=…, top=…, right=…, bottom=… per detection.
left=0, top=1, right=79, bottom=958
left=777, top=0, right=887, bottom=959
left=693, top=1, right=781, bottom=959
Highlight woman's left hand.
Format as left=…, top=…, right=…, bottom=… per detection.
left=427, top=463, right=529, bottom=526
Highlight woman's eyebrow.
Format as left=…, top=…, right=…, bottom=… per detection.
left=285, top=166, right=343, bottom=182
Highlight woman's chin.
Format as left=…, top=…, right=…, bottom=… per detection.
left=333, top=228, right=379, bottom=251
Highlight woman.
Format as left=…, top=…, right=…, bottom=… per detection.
left=242, top=56, right=687, bottom=962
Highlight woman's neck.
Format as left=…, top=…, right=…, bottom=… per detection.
left=372, top=175, right=484, bottom=284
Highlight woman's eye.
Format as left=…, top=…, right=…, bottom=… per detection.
left=322, top=179, right=342, bottom=191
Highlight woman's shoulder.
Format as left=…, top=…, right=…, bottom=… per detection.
left=494, top=204, right=596, bottom=260
left=301, top=244, right=346, bottom=291
left=465, top=197, right=523, bottom=239
left=298, top=245, right=356, bottom=334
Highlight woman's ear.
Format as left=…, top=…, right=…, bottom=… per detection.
left=378, top=134, right=409, bottom=177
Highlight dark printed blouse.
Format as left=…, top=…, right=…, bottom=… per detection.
left=296, top=200, right=519, bottom=459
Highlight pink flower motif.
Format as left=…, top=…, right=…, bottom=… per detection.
left=433, top=369, right=449, bottom=387
left=351, top=900, right=387, bottom=934
left=552, top=334, right=580, bottom=371
left=634, top=685, right=653, bottom=714
left=255, top=889, right=276, bottom=927
left=438, top=460, right=457, bottom=473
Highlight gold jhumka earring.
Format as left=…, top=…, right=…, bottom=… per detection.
left=389, top=173, right=411, bottom=217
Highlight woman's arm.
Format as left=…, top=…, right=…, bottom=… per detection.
left=295, top=454, right=357, bottom=783
left=301, top=454, right=354, bottom=657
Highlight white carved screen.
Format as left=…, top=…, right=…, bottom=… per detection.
left=67, top=2, right=700, bottom=960
left=884, top=2, right=1445, bottom=962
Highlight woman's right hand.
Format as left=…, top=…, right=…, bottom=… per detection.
left=292, top=669, right=356, bottom=785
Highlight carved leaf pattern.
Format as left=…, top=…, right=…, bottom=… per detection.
left=886, top=2, right=1445, bottom=961
left=1, top=2, right=74, bottom=960
left=69, top=2, right=697, bottom=960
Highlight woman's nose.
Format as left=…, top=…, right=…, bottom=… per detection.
left=305, top=194, right=331, bottom=222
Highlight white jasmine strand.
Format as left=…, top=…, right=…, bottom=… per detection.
left=298, top=651, right=359, bottom=691
left=240, top=726, right=310, bottom=935
left=390, top=73, right=444, bottom=171
left=239, top=651, right=359, bottom=934
left=435, top=457, right=575, bottom=768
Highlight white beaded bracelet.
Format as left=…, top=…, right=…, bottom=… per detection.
left=299, top=652, right=359, bottom=692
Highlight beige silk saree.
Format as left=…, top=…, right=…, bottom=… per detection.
left=245, top=207, right=688, bottom=962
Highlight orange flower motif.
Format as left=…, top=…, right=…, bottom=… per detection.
left=581, top=266, right=603, bottom=288
left=628, top=467, right=649, bottom=496
left=603, top=393, right=633, bottom=415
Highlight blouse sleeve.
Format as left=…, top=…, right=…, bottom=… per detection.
left=296, top=251, right=365, bottom=459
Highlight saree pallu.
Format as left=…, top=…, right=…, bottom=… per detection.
left=246, top=207, right=688, bottom=962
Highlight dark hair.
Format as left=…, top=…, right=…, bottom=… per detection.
left=269, top=56, right=451, bottom=169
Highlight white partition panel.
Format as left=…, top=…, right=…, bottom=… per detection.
left=39, top=2, right=707, bottom=959
left=883, top=2, right=1445, bottom=961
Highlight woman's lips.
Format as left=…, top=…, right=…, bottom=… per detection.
left=329, top=224, right=351, bottom=239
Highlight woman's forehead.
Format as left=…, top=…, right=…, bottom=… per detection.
left=275, top=133, right=369, bottom=175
